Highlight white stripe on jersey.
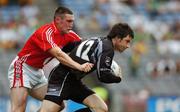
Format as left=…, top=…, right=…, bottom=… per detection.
left=46, top=27, right=57, bottom=48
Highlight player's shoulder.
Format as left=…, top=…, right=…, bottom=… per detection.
left=68, top=30, right=79, bottom=36
left=102, top=38, right=114, bottom=51
left=32, top=23, right=55, bottom=39
left=68, top=30, right=81, bottom=39
left=43, top=23, right=55, bottom=31
left=38, top=23, right=55, bottom=32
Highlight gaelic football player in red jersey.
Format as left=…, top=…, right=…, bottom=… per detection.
left=8, top=6, right=93, bottom=112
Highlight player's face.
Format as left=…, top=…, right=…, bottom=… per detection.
left=57, top=14, right=74, bottom=34
left=114, top=35, right=132, bottom=52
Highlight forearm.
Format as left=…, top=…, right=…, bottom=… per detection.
left=48, top=47, right=81, bottom=70
left=56, top=49, right=81, bottom=70
left=99, top=74, right=121, bottom=83
left=97, top=70, right=121, bottom=83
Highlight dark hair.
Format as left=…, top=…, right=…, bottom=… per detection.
left=54, top=6, right=73, bottom=19
left=107, top=23, right=134, bottom=39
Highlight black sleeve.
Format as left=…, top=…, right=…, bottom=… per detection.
left=96, top=44, right=121, bottom=83
left=62, top=40, right=81, bottom=53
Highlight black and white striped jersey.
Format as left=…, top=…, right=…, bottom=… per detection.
left=67, top=37, right=121, bottom=83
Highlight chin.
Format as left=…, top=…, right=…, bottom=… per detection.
left=118, top=50, right=122, bottom=53
left=66, top=30, right=71, bottom=33
left=63, top=31, right=69, bottom=34
left=119, top=49, right=125, bottom=52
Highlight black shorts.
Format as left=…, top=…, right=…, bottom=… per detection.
left=44, top=65, right=95, bottom=106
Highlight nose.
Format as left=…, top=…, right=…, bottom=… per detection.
left=126, top=43, right=130, bottom=48
left=70, top=24, right=73, bottom=28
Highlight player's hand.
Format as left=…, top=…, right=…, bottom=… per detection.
left=80, top=62, right=94, bottom=72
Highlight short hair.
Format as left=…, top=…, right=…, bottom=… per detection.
left=54, top=6, right=73, bottom=19
left=107, top=23, right=134, bottom=39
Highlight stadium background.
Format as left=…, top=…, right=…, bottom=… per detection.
left=0, top=0, right=179, bottom=112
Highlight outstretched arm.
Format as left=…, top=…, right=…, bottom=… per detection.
left=48, top=47, right=93, bottom=72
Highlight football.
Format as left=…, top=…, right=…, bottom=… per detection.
left=111, top=60, right=122, bottom=78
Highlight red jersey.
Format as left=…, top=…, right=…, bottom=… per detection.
left=17, top=22, right=81, bottom=68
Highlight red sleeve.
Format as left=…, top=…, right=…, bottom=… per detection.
left=35, top=26, right=57, bottom=51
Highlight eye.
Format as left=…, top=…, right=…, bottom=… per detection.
left=126, top=40, right=130, bottom=44
left=67, top=20, right=73, bottom=23
left=126, top=40, right=133, bottom=46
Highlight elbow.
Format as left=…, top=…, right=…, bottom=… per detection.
left=115, top=77, right=121, bottom=83
left=99, top=77, right=111, bottom=83
left=99, top=77, right=121, bottom=83
left=98, top=75, right=122, bottom=84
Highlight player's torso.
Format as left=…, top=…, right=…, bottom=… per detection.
left=69, top=37, right=114, bottom=79
left=70, top=38, right=99, bottom=63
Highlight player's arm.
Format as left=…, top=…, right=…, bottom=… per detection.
left=38, top=28, right=93, bottom=72
left=97, top=50, right=121, bottom=83
left=48, top=47, right=93, bottom=72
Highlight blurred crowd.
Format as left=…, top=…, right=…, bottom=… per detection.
left=0, top=0, right=41, bottom=50
left=0, top=0, right=180, bottom=79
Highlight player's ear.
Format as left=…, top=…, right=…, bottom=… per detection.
left=114, top=36, right=121, bottom=42
left=55, top=16, right=61, bottom=23
left=114, top=35, right=120, bottom=40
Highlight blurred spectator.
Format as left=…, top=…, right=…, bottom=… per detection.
left=93, top=0, right=111, bottom=30
left=176, top=60, right=180, bottom=74
left=157, top=40, right=180, bottom=55
left=129, top=40, right=148, bottom=77
left=171, top=21, right=180, bottom=40
left=130, top=0, right=149, bottom=16
left=75, top=14, right=87, bottom=32
left=146, top=60, right=159, bottom=78
left=18, top=0, right=32, bottom=6
left=157, top=57, right=176, bottom=76
left=0, top=0, right=8, bottom=6
left=86, top=15, right=101, bottom=32
left=146, top=57, right=177, bottom=78
left=20, top=4, right=40, bottom=28
left=0, top=0, right=32, bottom=6
left=93, top=7, right=110, bottom=30
left=16, top=17, right=33, bottom=46
left=0, top=22, right=19, bottom=49
left=122, top=89, right=147, bottom=112
left=108, top=0, right=134, bottom=27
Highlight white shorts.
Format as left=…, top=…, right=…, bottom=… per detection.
left=8, top=56, right=47, bottom=89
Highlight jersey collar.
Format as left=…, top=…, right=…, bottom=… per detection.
left=107, top=37, right=113, bottom=48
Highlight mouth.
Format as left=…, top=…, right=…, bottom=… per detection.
left=67, top=28, right=72, bottom=31
left=64, top=29, right=71, bottom=33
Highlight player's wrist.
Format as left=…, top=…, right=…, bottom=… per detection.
left=74, top=63, right=82, bottom=71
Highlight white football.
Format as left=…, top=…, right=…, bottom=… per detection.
left=111, top=60, right=122, bottom=78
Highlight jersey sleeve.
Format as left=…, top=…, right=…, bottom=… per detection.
left=96, top=42, right=121, bottom=83
left=34, top=26, right=57, bottom=51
